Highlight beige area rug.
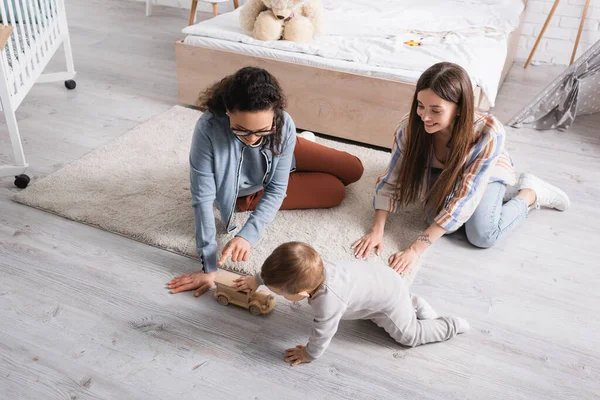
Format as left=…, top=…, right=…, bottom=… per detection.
left=12, top=106, right=426, bottom=284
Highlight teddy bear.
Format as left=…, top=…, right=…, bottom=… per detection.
left=239, top=0, right=323, bottom=43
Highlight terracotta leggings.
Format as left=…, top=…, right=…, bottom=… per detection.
left=236, top=137, right=364, bottom=211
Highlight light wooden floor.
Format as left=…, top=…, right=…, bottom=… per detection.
left=1, top=1, right=599, bottom=399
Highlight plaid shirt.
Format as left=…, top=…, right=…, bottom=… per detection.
left=373, top=113, right=516, bottom=232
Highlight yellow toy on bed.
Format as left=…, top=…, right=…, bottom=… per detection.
left=404, top=39, right=422, bottom=47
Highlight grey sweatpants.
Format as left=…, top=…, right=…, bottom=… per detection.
left=371, top=293, right=464, bottom=348
left=303, top=260, right=468, bottom=359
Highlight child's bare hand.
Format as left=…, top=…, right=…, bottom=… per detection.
left=233, top=276, right=258, bottom=293
left=284, top=345, right=311, bottom=367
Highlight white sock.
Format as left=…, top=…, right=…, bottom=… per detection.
left=456, top=317, right=471, bottom=334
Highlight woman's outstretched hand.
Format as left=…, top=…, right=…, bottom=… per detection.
left=388, top=248, right=419, bottom=274
left=352, top=228, right=384, bottom=260
left=219, top=237, right=252, bottom=265
left=167, top=271, right=217, bottom=297
left=168, top=237, right=252, bottom=297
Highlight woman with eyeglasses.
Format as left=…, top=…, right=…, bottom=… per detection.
left=168, top=66, right=364, bottom=296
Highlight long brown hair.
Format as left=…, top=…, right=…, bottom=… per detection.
left=395, top=62, right=475, bottom=213
left=260, top=242, right=325, bottom=294
left=196, top=66, right=287, bottom=155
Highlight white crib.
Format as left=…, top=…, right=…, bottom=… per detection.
left=0, top=0, right=76, bottom=189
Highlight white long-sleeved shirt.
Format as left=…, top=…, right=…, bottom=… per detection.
left=257, top=259, right=411, bottom=359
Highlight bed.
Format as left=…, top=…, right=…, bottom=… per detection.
left=176, top=0, right=527, bottom=148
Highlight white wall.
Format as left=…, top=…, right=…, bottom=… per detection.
left=518, top=0, right=600, bottom=65
left=142, top=0, right=600, bottom=65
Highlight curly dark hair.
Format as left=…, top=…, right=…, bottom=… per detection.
left=196, top=67, right=287, bottom=155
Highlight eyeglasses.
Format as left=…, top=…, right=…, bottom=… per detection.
left=230, top=117, right=277, bottom=137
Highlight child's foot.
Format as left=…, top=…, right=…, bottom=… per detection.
left=518, top=173, right=571, bottom=211
left=456, top=317, right=471, bottom=334
left=298, top=131, right=316, bottom=142
left=411, top=294, right=438, bottom=320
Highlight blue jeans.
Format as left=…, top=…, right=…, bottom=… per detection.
left=428, top=170, right=528, bottom=248
left=462, top=181, right=529, bottom=248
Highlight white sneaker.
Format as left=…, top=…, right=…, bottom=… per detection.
left=298, top=131, right=316, bottom=142
left=518, top=173, right=571, bottom=211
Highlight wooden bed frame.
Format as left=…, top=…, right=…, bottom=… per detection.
left=176, top=2, right=526, bottom=149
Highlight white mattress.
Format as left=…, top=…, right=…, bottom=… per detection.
left=182, top=0, right=525, bottom=106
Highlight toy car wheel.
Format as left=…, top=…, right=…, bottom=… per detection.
left=217, top=295, right=229, bottom=306
left=249, top=305, right=261, bottom=316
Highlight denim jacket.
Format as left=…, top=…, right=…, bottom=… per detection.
left=190, top=111, right=296, bottom=273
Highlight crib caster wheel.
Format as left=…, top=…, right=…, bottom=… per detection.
left=14, top=174, right=30, bottom=189
left=64, top=80, right=76, bottom=90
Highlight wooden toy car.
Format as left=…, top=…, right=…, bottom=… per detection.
left=213, top=270, right=276, bottom=315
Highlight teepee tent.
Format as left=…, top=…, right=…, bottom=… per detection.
left=508, top=40, right=600, bottom=130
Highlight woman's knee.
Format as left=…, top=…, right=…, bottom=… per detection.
left=324, top=177, right=346, bottom=207
left=465, top=223, right=498, bottom=249
left=342, top=156, right=364, bottom=185
left=284, top=172, right=346, bottom=209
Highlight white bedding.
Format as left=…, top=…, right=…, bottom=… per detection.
left=182, top=0, right=525, bottom=106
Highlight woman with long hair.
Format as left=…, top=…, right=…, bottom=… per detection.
left=168, top=66, right=364, bottom=296
left=353, top=62, right=570, bottom=273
